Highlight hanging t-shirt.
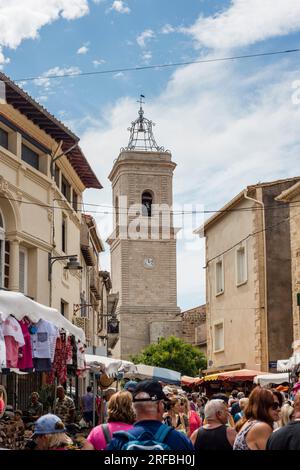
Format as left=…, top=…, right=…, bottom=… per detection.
left=3, top=315, right=25, bottom=368
left=17, top=319, right=33, bottom=371
left=31, top=319, right=58, bottom=359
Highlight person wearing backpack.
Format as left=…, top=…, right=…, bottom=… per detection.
left=83, top=391, right=135, bottom=450
left=107, top=380, right=194, bottom=451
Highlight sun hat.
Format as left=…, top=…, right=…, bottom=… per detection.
left=32, top=414, right=66, bottom=437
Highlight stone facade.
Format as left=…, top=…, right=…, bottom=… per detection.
left=0, top=73, right=106, bottom=355
left=197, top=178, right=299, bottom=373
left=108, top=150, right=180, bottom=359
left=277, top=181, right=300, bottom=345
left=182, top=305, right=207, bottom=355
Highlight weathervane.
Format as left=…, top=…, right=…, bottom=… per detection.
left=123, top=94, right=166, bottom=152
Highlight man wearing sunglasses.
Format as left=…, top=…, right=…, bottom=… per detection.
left=107, top=380, right=194, bottom=450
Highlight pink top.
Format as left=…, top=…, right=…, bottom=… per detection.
left=4, top=336, right=19, bottom=368
left=17, top=320, right=33, bottom=370
left=189, top=410, right=202, bottom=436
left=87, top=422, right=133, bottom=450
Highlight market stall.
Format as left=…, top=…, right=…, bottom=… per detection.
left=125, top=364, right=181, bottom=385
left=253, top=373, right=289, bottom=387
left=0, top=290, right=87, bottom=449
left=198, top=369, right=268, bottom=396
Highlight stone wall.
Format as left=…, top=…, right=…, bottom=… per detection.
left=182, top=305, right=207, bottom=354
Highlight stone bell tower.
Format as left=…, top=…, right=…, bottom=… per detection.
left=107, top=97, right=181, bottom=359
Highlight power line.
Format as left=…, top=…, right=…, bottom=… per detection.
left=204, top=208, right=300, bottom=266
left=2, top=192, right=300, bottom=216
left=7, top=48, right=300, bottom=84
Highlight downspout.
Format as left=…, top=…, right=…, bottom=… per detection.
left=244, top=189, right=269, bottom=371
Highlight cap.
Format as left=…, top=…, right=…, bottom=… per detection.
left=133, top=380, right=170, bottom=402
left=124, top=381, right=138, bottom=392
left=32, top=414, right=66, bottom=437
left=237, top=392, right=245, bottom=399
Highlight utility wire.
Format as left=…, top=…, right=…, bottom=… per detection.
left=7, top=48, right=300, bottom=83
left=204, top=208, right=300, bottom=266
left=1, top=193, right=300, bottom=216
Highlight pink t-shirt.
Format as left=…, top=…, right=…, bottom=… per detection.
left=87, top=422, right=133, bottom=450
left=17, top=320, right=33, bottom=370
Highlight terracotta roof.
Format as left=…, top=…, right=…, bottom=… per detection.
left=0, top=72, right=102, bottom=189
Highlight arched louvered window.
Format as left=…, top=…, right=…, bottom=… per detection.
left=142, top=191, right=153, bottom=217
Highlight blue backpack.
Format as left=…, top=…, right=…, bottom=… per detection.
left=112, top=424, right=172, bottom=451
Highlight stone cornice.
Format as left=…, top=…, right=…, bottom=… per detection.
left=108, top=155, right=176, bottom=182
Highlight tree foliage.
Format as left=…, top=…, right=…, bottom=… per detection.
left=131, top=336, right=207, bottom=377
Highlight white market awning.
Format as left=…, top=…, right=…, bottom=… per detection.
left=254, top=373, right=289, bottom=386
left=0, top=290, right=85, bottom=343
left=85, top=354, right=137, bottom=377
left=125, top=364, right=181, bottom=385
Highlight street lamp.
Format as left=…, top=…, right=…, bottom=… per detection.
left=48, top=254, right=82, bottom=281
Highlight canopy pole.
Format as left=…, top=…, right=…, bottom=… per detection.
left=92, top=372, right=96, bottom=428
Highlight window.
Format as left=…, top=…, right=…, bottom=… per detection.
left=60, top=300, right=68, bottom=317
left=236, top=245, right=247, bottom=286
left=61, top=176, right=71, bottom=203
left=142, top=191, right=153, bottom=217
left=19, top=247, right=28, bottom=294
left=72, top=191, right=78, bottom=212
left=21, top=144, right=39, bottom=170
left=214, top=322, right=224, bottom=352
left=215, top=258, right=224, bottom=295
left=0, top=128, right=8, bottom=150
left=62, top=215, right=67, bottom=253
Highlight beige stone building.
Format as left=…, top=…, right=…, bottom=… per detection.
left=0, top=72, right=109, bottom=353
left=181, top=305, right=207, bottom=355
left=108, top=102, right=180, bottom=359
left=277, top=181, right=300, bottom=347
left=196, top=178, right=300, bottom=373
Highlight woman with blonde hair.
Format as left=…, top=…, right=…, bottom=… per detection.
left=84, top=391, right=135, bottom=450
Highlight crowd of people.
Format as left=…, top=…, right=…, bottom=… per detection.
left=21, top=379, right=300, bottom=450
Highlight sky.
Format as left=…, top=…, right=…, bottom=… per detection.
left=1, top=0, right=300, bottom=310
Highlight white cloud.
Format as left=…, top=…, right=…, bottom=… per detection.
left=161, top=24, right=175, bottom=34
left=137, top=29, right=155, bottom=48
left=77, top=45, right=89, bottom=54
left=79, top=57, right=300, bottom=309
left=37, top=95, right=48, bottom=102
left=142, top=51, right=152, bottom=62
left=113, top=71, right=125, bottom=79
left=186, top=0, right=300, bottom=50
left=93, top=59, right=106, bottom=67
left=109, top=1, right=130, bottom=14
left=0, top=46, right=10, bottom=68
left=0, top=1, right=89, bottom=50
left=34, top=66, right=81, bottom=89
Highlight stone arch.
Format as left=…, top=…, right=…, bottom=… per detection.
left=141, top=189, right=154, bottom=217
left=0, top=188, right=20, bottom=235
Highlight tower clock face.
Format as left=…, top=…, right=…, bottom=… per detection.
left=144, top=257, right=155, bottom=268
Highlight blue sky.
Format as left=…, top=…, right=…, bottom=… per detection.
left=1, top=1, right=300, bottom=310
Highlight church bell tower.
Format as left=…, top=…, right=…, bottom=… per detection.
left=107, top=97, right=180, bottom=359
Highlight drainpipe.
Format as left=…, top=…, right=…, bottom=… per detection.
left=244, top=189, right=269, bottom=371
